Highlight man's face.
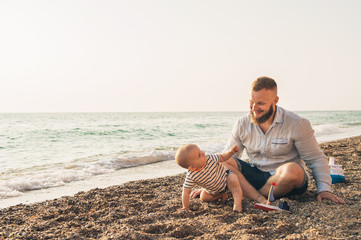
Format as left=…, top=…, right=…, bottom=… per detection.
left=249, top=89, right=278, bottom=124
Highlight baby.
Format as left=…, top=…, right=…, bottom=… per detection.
left=176, top=144, right=243, bottom=212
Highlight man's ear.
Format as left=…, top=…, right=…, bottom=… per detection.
left=274, top=96, right=279, bottom=105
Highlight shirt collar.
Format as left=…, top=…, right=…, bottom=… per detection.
left=273, top=105, right=284, bottom=124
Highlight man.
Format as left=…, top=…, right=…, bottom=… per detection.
left=192, top=76, right=345, bottom=203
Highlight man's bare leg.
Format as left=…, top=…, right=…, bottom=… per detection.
left=259, top=162, right=305, bottom=198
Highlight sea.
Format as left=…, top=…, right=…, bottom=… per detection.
left=1, top=111, right=361, bottom=208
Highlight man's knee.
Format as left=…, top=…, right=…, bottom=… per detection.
left=275, top=163, right=305, bottom=185
left=222, top=157, right=238, bottom=169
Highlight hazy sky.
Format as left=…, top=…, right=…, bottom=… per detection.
left=1, top=0, right=360, bottom=112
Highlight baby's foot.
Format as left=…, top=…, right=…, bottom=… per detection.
left=220, top=192, right=228, bottom=204
left=233, top=205, right=243, bottom=212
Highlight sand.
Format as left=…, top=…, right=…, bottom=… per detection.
left=1, top=136, right=360, bottom=239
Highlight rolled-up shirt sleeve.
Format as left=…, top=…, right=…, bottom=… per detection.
left=294, top=118, right=332, bottom=193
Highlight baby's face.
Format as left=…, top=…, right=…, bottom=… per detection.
left=188, top=146, right=207, bottom=171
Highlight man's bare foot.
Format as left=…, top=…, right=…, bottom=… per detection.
left=220, top=192, right=228, bottom=204
left=256, top=195, right=268, bottom=204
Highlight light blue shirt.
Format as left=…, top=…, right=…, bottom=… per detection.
left=225, top=106, right=331, bottom=193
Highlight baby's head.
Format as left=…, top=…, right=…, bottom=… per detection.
left=175, top=144, right=200, bottom=169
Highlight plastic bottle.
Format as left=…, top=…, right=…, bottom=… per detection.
left=329, top=157, right=345, bottom=184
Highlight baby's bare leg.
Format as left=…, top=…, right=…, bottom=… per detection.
left=222, top=159, right=266, bottom=203
left=227, top=174, right=243, bottom=212
left=200, top=189, right=223, bottom=202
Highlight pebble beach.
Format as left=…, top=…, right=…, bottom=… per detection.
left=1, top=136, right=360, bottom=239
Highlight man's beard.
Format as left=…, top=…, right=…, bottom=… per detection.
left=250, top=105, right=274, bottom=124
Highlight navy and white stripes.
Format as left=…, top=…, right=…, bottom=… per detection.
left=183, top=154, right=228, bottom=195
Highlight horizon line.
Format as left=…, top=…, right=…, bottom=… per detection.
left=1, top=109, right=361, bottom=114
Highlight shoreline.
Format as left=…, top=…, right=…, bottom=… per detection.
left=1, top=135, right=360, bottom=239
left=0, top=160, right=186, bottom=209
left=1, top=132, right=360, bottom=210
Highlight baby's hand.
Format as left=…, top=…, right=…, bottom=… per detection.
left=230, top=145, right=239, bottom=154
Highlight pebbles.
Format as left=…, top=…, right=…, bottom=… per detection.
left=1, top=136, right=361, bottom=239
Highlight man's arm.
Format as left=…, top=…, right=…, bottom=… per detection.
left=295, top=118, right=345, bottom=204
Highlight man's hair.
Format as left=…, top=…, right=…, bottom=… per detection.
left=175, top=144, right=197, bottom=169
left=251, top=76, right=277, bottom=92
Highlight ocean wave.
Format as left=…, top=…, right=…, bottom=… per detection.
left=195, top=123, right=212, bottom=128
left=0, top=150, right=177, bottom=199
left=0, top=143, right=235, bottom=199
left=314, top=124, right=343, bottom=137
left=2, top=111, right=360, bottom=200
left=103, top=150, right=176, bottom=169
left=344, top=121, right=361, bottom=126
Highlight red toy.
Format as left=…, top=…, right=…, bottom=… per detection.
left=254, top=182, right=291, bottom=213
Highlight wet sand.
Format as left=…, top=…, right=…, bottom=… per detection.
left=1, top=136, right=360, bottom=239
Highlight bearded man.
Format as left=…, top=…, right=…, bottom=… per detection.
left=191, top=76, right=345, bottom=204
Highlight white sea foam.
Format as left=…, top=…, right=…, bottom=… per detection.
left=0, top=150, right=177, bottom=199
left=108, top=150, right=176, bottom=169
left=314, top=124, right=343, bottom=137
left=315, top=125, right=361, bottom=143
left=0, top=169, right=89, bottom=199
left=0, top=143, right=249, bottom=199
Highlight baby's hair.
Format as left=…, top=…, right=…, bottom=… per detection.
left=175, top=144, right=198, bottom=169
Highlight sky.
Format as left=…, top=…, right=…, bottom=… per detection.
left=0, top=0, right=360, bottom=112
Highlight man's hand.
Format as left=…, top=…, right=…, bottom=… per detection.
left=317, top=191, right=346, bottom=204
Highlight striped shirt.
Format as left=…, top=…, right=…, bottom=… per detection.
left=183, top=154, right=229, bottom=195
